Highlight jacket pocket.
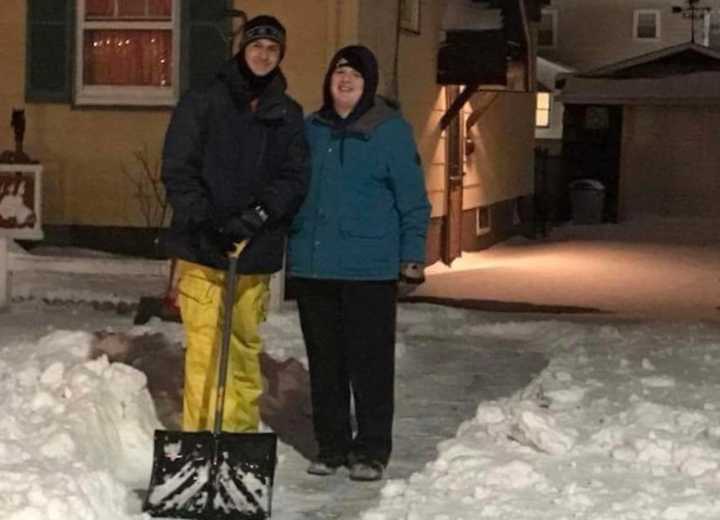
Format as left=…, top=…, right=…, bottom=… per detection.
left=177, top=271, right=216, bottom=305
left=339, top=217, right=395, bottom=275
left=340, top=217, right=388, bottom=239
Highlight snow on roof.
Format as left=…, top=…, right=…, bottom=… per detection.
left=557, top=42, right=720, bottom=104
left=537, top=56, right=575, bottom=92
left=581, top=42, right=720, bottom=78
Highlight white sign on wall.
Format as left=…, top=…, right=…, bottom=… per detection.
left=0, top=164, right=43, bottom=240
left=0, top=163, right=43, bottom=309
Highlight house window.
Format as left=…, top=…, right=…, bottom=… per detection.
left=634, top=10, right=660, bottom=40
left=535, top=92, right=551, bottom=128
left=75, top=0, right=181, bottom=106
left=476, top=206, right=491, bottom=236
left=538, top=9, right=557, bottom=48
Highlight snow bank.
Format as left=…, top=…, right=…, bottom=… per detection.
left=363, top=321, right=720, bottom=520
left=0, top=330, right=160, bottom=520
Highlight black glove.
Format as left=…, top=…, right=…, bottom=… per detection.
left=193, top=219, right=228, bottom=263
left=398, top=262, right=425, bottom=299
left=218, top=204, right=269, bottom=245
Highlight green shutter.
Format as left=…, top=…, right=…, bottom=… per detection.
left=26, top=0, right=73, bottom=103
left=182, top=0, right=231, bottom=92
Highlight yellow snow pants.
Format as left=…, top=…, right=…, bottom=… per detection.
left=177, top=260, right=270, bottom=433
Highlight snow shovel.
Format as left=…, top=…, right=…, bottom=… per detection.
left=143, top=241, right=278, bottom=520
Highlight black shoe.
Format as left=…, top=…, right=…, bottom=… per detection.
left=349, top=460, right=384, bottom=482
left=307, top=454, right=347, bottom=476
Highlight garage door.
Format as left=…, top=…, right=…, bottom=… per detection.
left=620, top=105, right=720, bottom=218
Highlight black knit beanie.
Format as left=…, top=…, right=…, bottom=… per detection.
left=240, top=15, right=287, bottom=58
left=321, top=45, right=379, bottom=124
left=236, top=15, right=286, bottom=96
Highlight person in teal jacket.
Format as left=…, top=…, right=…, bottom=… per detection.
left=287, top=45, right=431, bottom=481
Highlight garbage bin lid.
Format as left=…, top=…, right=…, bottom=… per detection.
left=570, top=178, right=605, bottom=190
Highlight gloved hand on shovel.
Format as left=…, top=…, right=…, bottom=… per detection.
left=217, top=203, right=269, bottom=252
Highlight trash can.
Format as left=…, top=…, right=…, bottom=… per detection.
left=569, top=178, right=605, bottom=224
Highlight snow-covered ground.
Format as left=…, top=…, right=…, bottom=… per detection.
left=418, top=216, right=720, bottom=322
left=2, top=217, right=720, bottom=519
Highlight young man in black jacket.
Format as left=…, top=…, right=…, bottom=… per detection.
left=162, top=15, right=309, bottom=433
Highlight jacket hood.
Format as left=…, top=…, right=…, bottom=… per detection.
left=320, top=45, right=379, bottom=126
left=313, top=96, right=401, bottom=137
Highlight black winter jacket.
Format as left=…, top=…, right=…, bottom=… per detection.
left=162, top=59, right=310, bottom=273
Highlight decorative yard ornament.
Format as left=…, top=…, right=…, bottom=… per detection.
left=672, top=0, right=712, bottom=44
left=0, top=109, right=35, bottom=164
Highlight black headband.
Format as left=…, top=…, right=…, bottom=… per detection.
left=245, top=25, right=285, bottom=46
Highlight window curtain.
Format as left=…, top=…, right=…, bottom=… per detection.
left=83, top=30, right=172, bottom=86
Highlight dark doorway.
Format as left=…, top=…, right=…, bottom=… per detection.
left=561, top=104, right=623, bottom=222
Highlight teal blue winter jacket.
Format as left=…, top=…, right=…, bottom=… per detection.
left=287, top=97, right=431, bottom=280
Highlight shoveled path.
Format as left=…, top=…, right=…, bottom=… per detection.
left=268, top=308, right=548, bottom=520
left=118, top=305, right=548, bottom=519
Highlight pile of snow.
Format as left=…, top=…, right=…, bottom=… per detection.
left=0, top=330, right=160, bottom=520
left=363, top=321, right=720, bottom=520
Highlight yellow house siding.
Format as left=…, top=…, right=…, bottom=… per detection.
left=27, top=106, right=171, bottom=225
left=4, top=0, right=534, bottom=235
left=396, top=0, right=448, bottom=219
left=0, top=1, right=26, bottom=116
left=424, top=94, right=448, bottom=218
left=464, top=92, right=535, bottom=209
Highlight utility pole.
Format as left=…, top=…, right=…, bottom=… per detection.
left=672, top=0, right=712, bottom=44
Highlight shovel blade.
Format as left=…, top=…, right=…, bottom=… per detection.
left=212, top=432, right=277, bottom=519
left=144, top=430, right=277, bottom=520
left=144, top=430, right=213, bottom=518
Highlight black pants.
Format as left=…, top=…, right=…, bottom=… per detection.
left=294, top=278, right=397, bottom=466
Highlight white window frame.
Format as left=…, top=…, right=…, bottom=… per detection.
left=633, top=9, right=661, bottom=41
left=535, top=92, right=552, bottom=129
left=538, top=9, right=558, bottom=49
left=75, top=0, right=181, bottom=107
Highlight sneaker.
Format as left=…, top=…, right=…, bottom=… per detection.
left=349, top=461, right=384, bottom=482
left=307, top=461, right=339, bottom=476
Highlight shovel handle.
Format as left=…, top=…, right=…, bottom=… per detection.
left=228, top=241, right=246, bottom=259
left=213, top=240, right=247, bottom=434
